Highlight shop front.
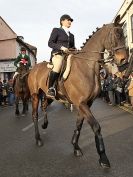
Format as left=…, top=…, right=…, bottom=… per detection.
left=0, top=60, right=16, bottom=81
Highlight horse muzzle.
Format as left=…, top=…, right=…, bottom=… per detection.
left=114, top=49, right=128, bottom=65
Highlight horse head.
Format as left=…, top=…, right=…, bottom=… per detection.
left=16, top=63, right=29, bottom=91
left=18, top=63, right=28, bottom=78
left=103, top=15, right=128, bottom=66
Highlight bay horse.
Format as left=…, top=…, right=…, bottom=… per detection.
left=14, top=63, right=30, bottom=116
left=28, top=15, right=127, bottom=168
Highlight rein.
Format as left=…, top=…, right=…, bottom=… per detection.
left=18, top=72, right=29, bottom=79
left=71, top=50, right=106, bottom=63
left=69, top=49, right=108, bottom=56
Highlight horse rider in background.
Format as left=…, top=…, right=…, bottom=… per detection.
left=13, top=47, right=31, bottom=86
left=47, top=14, right=75, bottom=98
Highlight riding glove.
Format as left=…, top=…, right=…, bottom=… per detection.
left=60, top=46, right=69, bottom=53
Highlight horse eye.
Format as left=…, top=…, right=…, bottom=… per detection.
left=116, top=33, right=121, bottom=38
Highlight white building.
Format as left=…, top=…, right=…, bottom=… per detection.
left=115, top=0, right=133, bottom=50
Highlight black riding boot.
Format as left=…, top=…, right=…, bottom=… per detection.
left=47, top=71, right=59, bottom=98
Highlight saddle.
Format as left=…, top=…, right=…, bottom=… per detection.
left=47, top=49, right=77, bottom=80
left=47, top=50, right=77, bottom=103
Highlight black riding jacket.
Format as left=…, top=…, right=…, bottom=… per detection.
left=48, top=27, right=75, bottom=56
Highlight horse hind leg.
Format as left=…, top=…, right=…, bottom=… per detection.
left=71, top=116, right=84, bottom=156
left=22, top=98, right=27, bottom=116
left=41, top=95, right=48, bottom=129
left=79, top=102, right=110, bottom=168
left=41, top=97, right=53, bottom=129
left=32, top=93, right=43, bottom=146
left=15, top=97, right=20, bottom=116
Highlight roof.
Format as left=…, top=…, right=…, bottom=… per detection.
left=17, top=37, right=37, bottom=57
left=0, top=16, right=37, bottom=59
left=0, top=16, right=16, bottom=35
left=25, top=42, right=37, bottom=50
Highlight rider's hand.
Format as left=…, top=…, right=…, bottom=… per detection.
left=60, top=46, right=69, bottom=53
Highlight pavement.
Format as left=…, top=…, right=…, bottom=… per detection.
left=119, top=102, right=133, bottom=115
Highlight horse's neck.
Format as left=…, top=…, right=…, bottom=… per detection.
left=82, top=29, right=106, bottom=59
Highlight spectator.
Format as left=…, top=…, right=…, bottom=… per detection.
left=115, top=73, right=124, bottom=106
left=100, top=72, right=109, bottom=103
left=123, top=76, right=131, bottom=105
left=0, top=78, right=2, bottom=106
left=7, top=79, right=15, bottom=106
left=128, top=73, right=133, bottom=109
left=106, top=73, right=116, bottom=106
left=2, top=79, right=8, bottom=105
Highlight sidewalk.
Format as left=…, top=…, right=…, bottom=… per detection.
left=119, top=103, right=133, bottom=115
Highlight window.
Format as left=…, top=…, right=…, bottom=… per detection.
left=131, top=14, right=133, bottom=42
left=123, top=22, right=128, bottom=46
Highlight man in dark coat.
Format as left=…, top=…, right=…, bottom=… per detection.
left=47, top=14, right=75, bottom=98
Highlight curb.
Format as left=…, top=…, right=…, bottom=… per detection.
left=118, top=105, right=133, bottom=115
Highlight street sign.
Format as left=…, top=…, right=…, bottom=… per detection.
left=0, top=61, right=16, bottom=72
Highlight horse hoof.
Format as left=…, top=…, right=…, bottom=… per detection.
left=36, top=139, right=43, bottom=147
left=74, top=149, right=83, bottom=157
left=42, top=122, right=48, bottom=129
left=99, top=154, right=110, bottom=169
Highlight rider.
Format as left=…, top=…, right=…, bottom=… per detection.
left=13, top=47, right=31, bottom=86
left=47, top=14, right=75, bottom=98
left=14, top=47, right=31, bottom=69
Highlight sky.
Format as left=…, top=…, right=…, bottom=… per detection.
left=1, top=0, right=124, bottom=62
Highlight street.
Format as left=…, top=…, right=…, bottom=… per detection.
left=0, top=99, right=133, bottom=177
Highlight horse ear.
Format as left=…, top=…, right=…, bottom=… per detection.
left=119, top=21, right=125, bottom=27
left=114, top=15, right=121, bottom=26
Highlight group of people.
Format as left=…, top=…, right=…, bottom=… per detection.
left=0, top=78, right=14, bottom=106
left=100, top=71, right=133, bottom=110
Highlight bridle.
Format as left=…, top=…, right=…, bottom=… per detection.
left=104, top=25, right=126, bottom=58
left=72, top=26, right=126, bottom=64
left=108, top=45, right=126, bottom=58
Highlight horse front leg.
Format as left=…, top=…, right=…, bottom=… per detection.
left=71, top=117, right=84, bottom=156
left=32, top=93, right=43, bottom=146
left=22, top=98, right=27, bottom=116
left=22, top=97, right=29, bottom=116
left=15, top=97, right=20, bottom=116
left=79, top=103, right=110, bottom=168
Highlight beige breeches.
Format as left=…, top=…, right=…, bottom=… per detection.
left=63, top=54, right=72, bottom=80
left=52, top=54, right=64, bottom=73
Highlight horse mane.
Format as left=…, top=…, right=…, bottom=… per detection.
left=80, top=25, right=106, bottom=49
